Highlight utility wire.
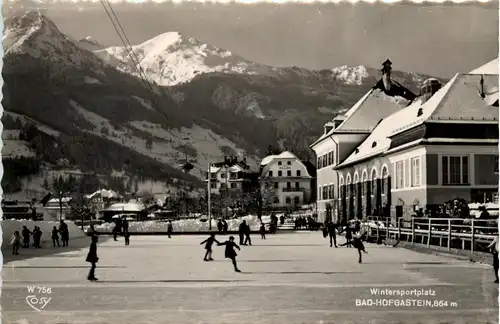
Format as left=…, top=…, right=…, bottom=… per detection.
left=99, top=0, right=185, bottom=152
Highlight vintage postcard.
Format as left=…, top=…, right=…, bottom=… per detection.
left=1, top=1, right=498, bottom=323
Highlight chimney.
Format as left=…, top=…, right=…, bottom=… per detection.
left=324, top=121, right=334, bottom=134
left=381, top=59, right=392, bottom=92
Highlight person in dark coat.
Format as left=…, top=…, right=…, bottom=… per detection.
left=22, top=226, right=32, bottom=248
left=200, top=233, right=220, bottom=261
left=238, top=220, right=246, bottom=245
left=222, top=219, right=228, bottom=234
left=167, top=221, right=173, bottom=238
left=487, top=235, right=499, bottom=283
left=33, top=227, right=42, bottom=248
left=244, top=222, right=252, bottom=246
left=122, top=217, right=129, bottom=234
left=340, top=224, right=353, bottom=247
left=328, top=222, right=338, bottom=248
left=124, top=232, right=130, bottom=246
left=217, top=220, right=223, bottom=234
left=218, top=236, right=241, bottom=272
left=352, top=232, right=368, bottom=263
left=51, top=226, right=60, bottom=247
left=259, top=222, right=266, bottom=239
left=86, top=235, right=99, bottom=281
left=59, top=220, right=69, bottom=247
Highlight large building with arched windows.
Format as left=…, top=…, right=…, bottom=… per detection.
left=311, top=58, right=499, bottom=224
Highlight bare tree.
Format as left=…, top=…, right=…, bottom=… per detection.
left=52, top=175, right=78, bottom=221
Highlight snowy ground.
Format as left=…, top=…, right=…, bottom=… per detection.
left=2, top=233, right=498, bottom=324
left=1, top=220, right=85, bottom=249
left=93, top=215, right=269, bottom=233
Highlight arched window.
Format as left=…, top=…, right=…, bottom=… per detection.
left=371, top=167, right=378, bottom=194
left=353, top=172, right=359, bottom=184
left=346, top=174, right=352, bottom=185
left=362, top=170, right=368, bottom=182
left=381, top=165, right=389, bottom=194
left=285, top=197, right=291, bottom=204
left=339, top=175, right=345, bottom=186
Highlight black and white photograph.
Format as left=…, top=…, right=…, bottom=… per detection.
left=0, top=1, right=499, bottom=323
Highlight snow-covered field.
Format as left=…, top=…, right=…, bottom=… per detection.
left=1, top=220, right=86, bottom=248
left=94, top=215, right=270, bottom=233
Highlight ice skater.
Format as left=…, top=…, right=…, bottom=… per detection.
left=51, top=226, right=60, bottom=247
left=487, top=234, right=499, bottom=283
left=339, top=223, right=353, bottom=247
left=10, top=231, right=21, bottom=255
left=22, top=226, right=32, bottom=248
left=259, top=222, right=266, bottom=239
left=218, top=236, right=241, bottom=272
left=86, top=235, right=99, bottom=281
left=352, top=231, right=368, bottom=263
left=238, top=220, right=246, bottom=245
left=33, top=226, right=42, bottom=248
left=167, top=221, right=173, bottom=238
left=326, top=221, right=338, bottom=248
left=124, top=232, right=130, bottom=246
left=200, top=233, right=220, bottom=261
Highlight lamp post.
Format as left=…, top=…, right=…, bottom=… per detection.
left=207, top=162, right=212, bottom=230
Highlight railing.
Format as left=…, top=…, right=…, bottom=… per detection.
left=361, top=216, right=498, bottom=253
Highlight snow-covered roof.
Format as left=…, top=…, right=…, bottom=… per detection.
left=85, top=189, right=121, bottom=199
left=209, top=164, right=245, bottom=173
left=47, top=197, right=72, bottom=204
left=469, top=58, right=498, bottom=75
left=103, top=203, right=144, bottom=212
left=337, top=66, right=499, bottom=168
left=311, top=86, right=413, bottom=148
left=260, top=151, right=298, bottom=165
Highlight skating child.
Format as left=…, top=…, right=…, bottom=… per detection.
left=200, top=233, right=220, bottom=261
left=51, top=226, right=60, bottom=247
left=352, top=231, right=368, bottom=263
left=86, top=235, right=99, bottom=281
left=10, top=231, right=21, bottom=255
left=259, top=222, right=266, bottom=239
left=218, top=236, right=241, bottom=272
left=124, top=232, right=130, bottom=246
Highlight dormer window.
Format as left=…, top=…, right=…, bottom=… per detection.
left=371, top=142, right=377, bottom=148
left=355, top=149, right=359, bottom=154
left=417, top=108, right=423, bottom=117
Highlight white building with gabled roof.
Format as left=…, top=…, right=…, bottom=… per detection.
left=259, top=151, right=315, bottom=209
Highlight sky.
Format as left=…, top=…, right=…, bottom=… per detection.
left=4, top=1, right=498, bottom=77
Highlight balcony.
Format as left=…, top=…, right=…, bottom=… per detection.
left=282, top=187, right=306, bottom=193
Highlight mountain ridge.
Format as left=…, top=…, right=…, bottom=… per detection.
left=1, top=11, right=445, bottom=199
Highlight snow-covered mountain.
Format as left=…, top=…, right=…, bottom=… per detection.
left=77, top=36, right=105, bottom=52
left=2, top=11, right=445, bottom=199
left=3, top=10, right=104, bottom=71
left=94, top=32, right=262, bottom=86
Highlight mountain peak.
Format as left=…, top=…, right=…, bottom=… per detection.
left=331, top=65, right=370, bottom=85
left=95, top=31, right=254, bottom=86
left=4, top=10, right=104, bottom=70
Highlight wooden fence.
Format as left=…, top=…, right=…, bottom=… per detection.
left=362, top=216, right=498, bottom=253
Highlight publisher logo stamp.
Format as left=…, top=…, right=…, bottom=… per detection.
left=26, top=286, right=52, bottom=312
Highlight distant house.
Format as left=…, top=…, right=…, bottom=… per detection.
left=311, top=58, right=499, bottom=224
left=205, top=157, right=252, bottom=195
left=259, top=151, right=315, bottom=209
left=44, top=197, right=72, bottom=221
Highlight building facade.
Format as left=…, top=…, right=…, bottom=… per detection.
left=259, top=151, right=314, bottom=209
left=310, top=59, right=417, bottom=223
left=205, top=158, right=251, bottom=195
left=312, top=58, right=499, bottom=224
